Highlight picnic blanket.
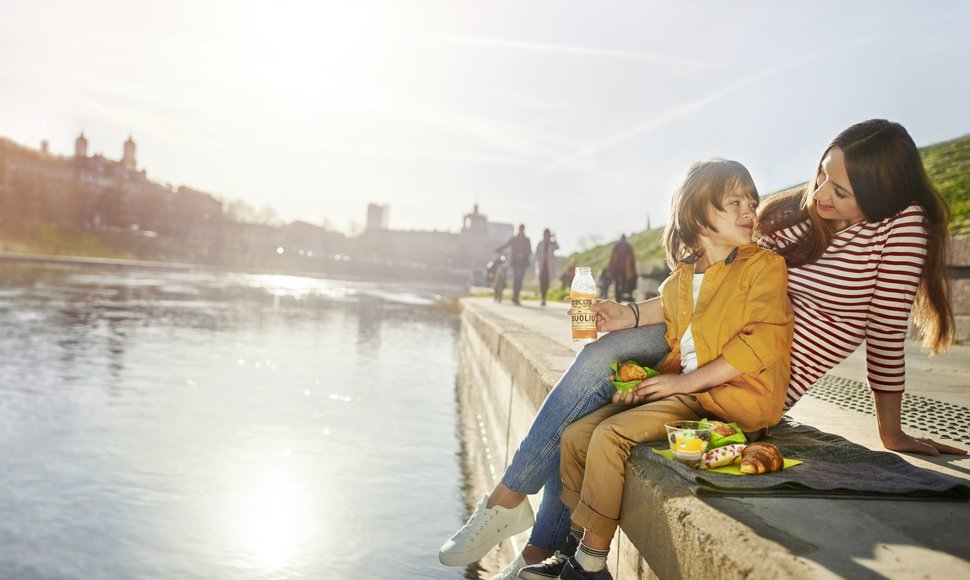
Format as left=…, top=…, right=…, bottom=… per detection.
left=633, top=417, right=969, bottom=500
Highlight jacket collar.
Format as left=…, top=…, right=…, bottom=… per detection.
left=682, top=246, right=741, bottom=266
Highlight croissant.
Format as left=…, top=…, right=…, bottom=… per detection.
left=739, top=442, right=784, bottom=474
left=617, top=362, right=648, bottom=382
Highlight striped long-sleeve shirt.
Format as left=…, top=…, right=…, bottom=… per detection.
left=758, top=204, right=927, bottom=409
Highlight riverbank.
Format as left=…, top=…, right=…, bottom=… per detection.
left=0, top=250, right=472, bottom=289
left=456, top=297, right=970, bottom=579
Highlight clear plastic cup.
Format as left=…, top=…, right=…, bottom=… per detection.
left=665, top=421, right=713, bottom=466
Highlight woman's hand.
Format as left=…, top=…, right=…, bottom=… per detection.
left=881, top=431, right=967, bottom=456
left=873, top=391, right=967, bottom=456
left=589, top=300, right=635, bottom=332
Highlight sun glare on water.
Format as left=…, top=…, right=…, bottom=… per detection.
left=237, top=468, right=314, bottom=570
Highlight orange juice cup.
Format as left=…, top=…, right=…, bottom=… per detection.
left=665, top=421, right=713, bottom=466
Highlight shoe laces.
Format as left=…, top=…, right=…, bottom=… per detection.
left=537, top=549, right=568, bottom=569
left=454, top=500, right=495, bottom=538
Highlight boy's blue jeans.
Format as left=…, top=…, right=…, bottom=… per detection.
left=499, top=323, right=669, bottom=551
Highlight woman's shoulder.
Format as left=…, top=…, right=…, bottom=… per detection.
left=868, top=204, right=927, bottom=239
left=877, top=203, right=925, bottom=228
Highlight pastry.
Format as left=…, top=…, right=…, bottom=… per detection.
left=739, top=442, right=784, bottom=474
left=617, top=361, right=648, bottom=382
left=708, top=421, right=737, bottom=437
left=699, top=443, right=746, bottom=469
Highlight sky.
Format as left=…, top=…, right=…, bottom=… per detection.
left=1, top=0, right=969, bottom=254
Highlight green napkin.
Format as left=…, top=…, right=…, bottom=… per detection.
left=652, top=448, right=802, bottom=475
left=610, top=360, right=661, bottom=393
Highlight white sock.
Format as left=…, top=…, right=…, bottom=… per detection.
left=575, top=543, right=608, bottom=572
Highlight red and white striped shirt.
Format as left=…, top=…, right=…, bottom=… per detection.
left=759, top=204, right=927, bottom=409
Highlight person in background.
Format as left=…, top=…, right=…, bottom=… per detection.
left=561, top=262, right=577, bottom=291
left=597, top=269, right=611, bottom=300
left=535, top=229, right=559, bottom=306
left=497, top=225, right=533, bottom=305
left=606, top=234, right=637, bottom=302
left=489, top=254, right=509, bottom=303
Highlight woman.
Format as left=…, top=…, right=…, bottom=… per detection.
left=438, top=119, right=965, bottom=580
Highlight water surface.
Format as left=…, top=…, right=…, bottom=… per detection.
left=0, top=264, right=468, bottom=579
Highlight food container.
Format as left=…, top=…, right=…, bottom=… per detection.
left=665, top=421, right=713, bottom=466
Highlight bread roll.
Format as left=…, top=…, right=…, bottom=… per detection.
left=739, top=442, right=784, bottom=474
left=617, top=362, right=648, bottom=382
left=708, top=421, right=737, bottom=436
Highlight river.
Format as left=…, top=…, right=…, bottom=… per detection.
left=0, top=263, right=474, bottom=579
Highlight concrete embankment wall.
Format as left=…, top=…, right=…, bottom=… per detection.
left=455, top=299, right=651, bottom=577
left=950, top=235, right=970, bottom=343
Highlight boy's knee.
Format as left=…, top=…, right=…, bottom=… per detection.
left=561, top=421, right=587, bottom=456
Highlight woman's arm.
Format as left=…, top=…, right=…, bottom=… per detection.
left=864, top=211, right=965, bottom=455
left=874, top=391, right=967, bottom=455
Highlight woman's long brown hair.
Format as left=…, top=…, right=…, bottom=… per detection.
left=759, top=119, right=953, bottom=353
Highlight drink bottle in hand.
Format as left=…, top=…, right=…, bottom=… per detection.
left=571, top=267, right=597, bottom=341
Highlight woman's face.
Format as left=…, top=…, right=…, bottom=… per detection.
left=812, top=147, right=866, bottom=228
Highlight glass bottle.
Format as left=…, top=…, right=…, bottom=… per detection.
left=570, top=267, right=597, bottom=341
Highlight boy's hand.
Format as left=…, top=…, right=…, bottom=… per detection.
left=612, top=388, right=644, bottom=405
left=633, top=374, right=692, bottom=402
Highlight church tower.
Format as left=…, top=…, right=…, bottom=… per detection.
left=122, top=135, right=137, bottom=170
left=74, top=132, right=88, bottom=158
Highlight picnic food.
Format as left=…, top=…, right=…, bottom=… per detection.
left=707, top=420, right=738, bottom=437
left=698, top=443, right=746, bottom=469
left=739, top=442, right=784, bottom=474
left=617, top=361, right=649, bottom=382
left=611, top=361, right=661, bottom=394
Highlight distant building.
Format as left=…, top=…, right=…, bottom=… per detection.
left=0, top=130, right=517, bottom=281
left=74, top=132, right=88, bottom=158
left=460, top=204, right=513, bottom=269
left=351, top=203, right=514, bottom=276
left=122, top=135, right=137, bottom=171
left=0, top=133, right=225, bottom=244
left=366, top=203, right=389, bottom=230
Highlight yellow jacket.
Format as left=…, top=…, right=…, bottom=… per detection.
left=657, top=244, right=793, bottom=431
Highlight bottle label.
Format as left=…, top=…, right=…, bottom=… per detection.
left=571, top=297, right=596, bottom=331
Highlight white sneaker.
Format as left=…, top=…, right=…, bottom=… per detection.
left=438, top=495, right=535, bottom=566
left=488, top=552, right=527, bottom=580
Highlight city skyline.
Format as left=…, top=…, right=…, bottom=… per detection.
left=3, top=1, right=970, bottom=253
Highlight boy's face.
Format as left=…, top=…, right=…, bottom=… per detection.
left=701, top=187, right=759, bottom=248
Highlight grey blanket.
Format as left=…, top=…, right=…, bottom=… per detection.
left=633, top=416, right=969, bottom=500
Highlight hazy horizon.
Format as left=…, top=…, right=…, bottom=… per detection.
left=3, top=0, right=969, bottom=253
